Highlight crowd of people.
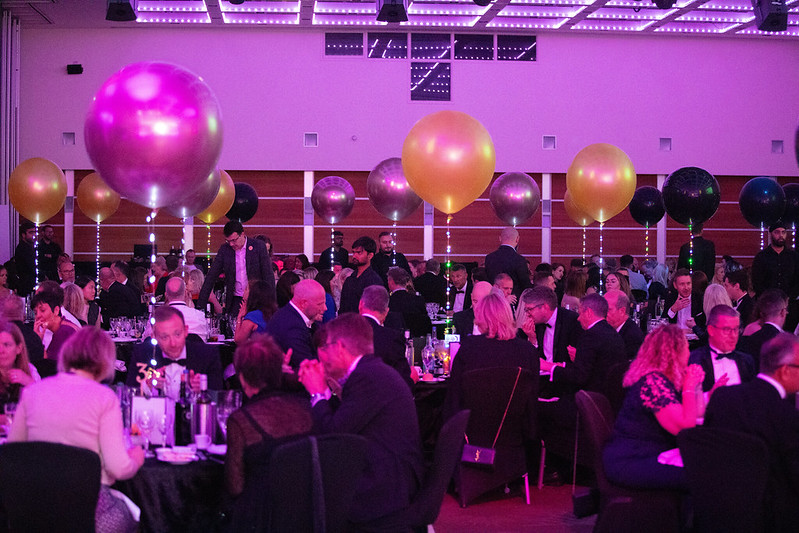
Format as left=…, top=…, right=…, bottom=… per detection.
left=1, top=218, right=798, bottom=531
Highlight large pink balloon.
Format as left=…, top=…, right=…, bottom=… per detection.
left=164, top=168, right=222, bottom=219
left=367, top=157, right=422, bottom=222
left=84, top=62, right=224, bottom=209
left=312, top=176, right=355, bottom=224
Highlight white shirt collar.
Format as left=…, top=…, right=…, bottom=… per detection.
left=163, top=345, right=187, bottom=362
left=390, top=288, right=406, bottom=295
left=764, top=321, right=784, bottom=332
left=546, top=307, right=558, bottom=329
left=584, top=318, right=602, bottom=331
left=345, top=355, right=364, bottom=380
left=362, top=313, right=383, bottom=326
left=757, top=373, right=786, bottom=399
left=289, top=301, right=314, bottom=328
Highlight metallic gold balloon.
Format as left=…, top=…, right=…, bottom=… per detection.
left=9, top=158, right=67, bottom=224
left=566, top=143, right=636, bottom=223
left=564, top=190, right=594, bottom=227
left=76, top=172, right=121, bottom=223
left=402, top=110, right=496, bottom=214
left=196, top=170, right=235, bottom=225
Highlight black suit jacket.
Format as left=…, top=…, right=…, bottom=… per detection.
left=705, top=378, right=799, bottom=532
left=364, top=316, right=413, bottom=389
left=388, top=289, right=431, bottom=337
left=311, top=355, right=423, bottom=524
left=453, top=308, right=475, bottom=337
left=688, top=345, right=756, bottom=393
left=447, top=279, right=473, bottom=313
left=197, top=237, right=274, bottom=312
left=485, top=245, right=532, bottom=297
left=678, top=235, right=716, bottom=281
left=266, top=303, right=316, bottom=370
left=733, top=293, right=755, bottom=326
left=413, top=272, right=447, bottom=306
left=99, top=281, right=142, bottom=327
left=551, top=320, right=627, bottom=400
left=739, top=323, right=781, bottom=371
left=618, top=319, right=645, bottom=361
left=535, top=307, right=582, bottom=364
left=662, top=290, right=706, bottom=328
left=126, top=340, right=223, bottom=390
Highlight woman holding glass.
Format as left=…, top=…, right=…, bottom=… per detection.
left=0, top=321, right=40, bottom=424
left=9, top=327, right=144, bottom=532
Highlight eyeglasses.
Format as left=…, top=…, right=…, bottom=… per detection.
left=524, top=304, right=546, bottom=315
left=224, top=234, right=241, bottom=245
left=709, top=325, right=739, bottom=335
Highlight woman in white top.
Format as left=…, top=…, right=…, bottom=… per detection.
left=9, top=327, right=144, bottom=533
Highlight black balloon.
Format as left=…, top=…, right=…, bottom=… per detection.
left=662, top=167, right=720, bottom=227
left=628, top=186, right=665, bottom=227
left=226, top=182, right=258, bottom=223
left=783, top=183, right=799, bottom=228
left=738, top=177, right=786, bottom=229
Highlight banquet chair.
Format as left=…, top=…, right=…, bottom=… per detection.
left=575, top=390, right=681, bottom=533
left=266, top=434, right=368, bottom=533
left=455, top=367, right=536, bottom=508
left=677, top=426, right=769, bottom=533
left=0, top=441, right=101, bottom=533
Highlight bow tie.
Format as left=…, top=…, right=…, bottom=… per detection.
left=711, top=349, right=733, bottom=360
left=453, top=289, right=465, bottom=294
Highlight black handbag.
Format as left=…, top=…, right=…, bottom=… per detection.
left=461, top=367, right=522, bottom=468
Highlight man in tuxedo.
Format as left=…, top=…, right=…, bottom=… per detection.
left=371, top=231, right=412, bottom=286
left=317, top=230, right=348, bottom=271
left=663, top=268, right=705, bottom=329
left=485, top=227, right=532, bottom=297
left=518, top=286, right=582, bottom=368
left=453, top=281, right=492, bottom=336
left=723, top=268, right=754, bottom=327
left=387, top=267, right=431, bottom=337
left=447, top=263, right=472, bottom=313
left=266, top=279, right=327, bottom=370
left=677, top=223, right=716, bottom=281
left=111, top=260, right=144, bottom=314
left=413, top=258, right=447, bottom=306
left=739, top=288, right=788, bottom=370
left=126, top=305, right=222, bottom=396
left=359, top=285, right=414, bottom=388
left=298, top=314, right=424, bottom=529
left=196, top=220, right=275, bottom=317
left=689, top=304, right=756, bottom=393
left=98, top=267, right=141, bottom=328
left=56, top=259, right=75, bottom=286
left=339, top=236, right=383, bottom=314
left=604, top=289, right=644, bottom=361
left=704, top=333, right=799, bottom=532
left=494, top=273, right=517, bottom=309
left=164, top=277, right=208, bottom=339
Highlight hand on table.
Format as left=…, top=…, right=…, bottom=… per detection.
left=686, top=317, right=696, bottom=329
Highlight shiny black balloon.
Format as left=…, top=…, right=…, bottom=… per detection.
left=662, top=167, right=720, bottom=227
left=226, top=182, right=259, bottom=223
left=783, top=183, right=799, bottom=228
left=628, top=186, right=665, bottom=228
left=738, top=177, right=786, bottom=229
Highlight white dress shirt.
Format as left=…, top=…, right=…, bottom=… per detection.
left=541, top=308, right=558, bottom=363
left=709, top=343, right=742, bottom=386
left=234, top=239, right=248, bottom=297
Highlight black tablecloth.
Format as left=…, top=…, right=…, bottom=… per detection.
left=114, top=457, right=225, bottom=533
left=414, top=379, right=448, bottom=458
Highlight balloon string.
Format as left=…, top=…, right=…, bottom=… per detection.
left=582, top=227, right=586, bottom=263
left=645, top=224, right=649, bottom=259
left=445, top=214, right=452, bottom=313
left=96, top=222, right=101, bottom=293
left=761, top=223, right=765, bottom=251
left=34, top=224, right=39, bottom=290
left=206, top=224, right=211, bottom=262
left=688, top=224, right=694, bottom=274
left=146, top=211, right=157, bottom=315
left=330, top=227, right=335, bottom=271
left=599, top=221, right=604, bottom=293
left=391, top=221, right=397, bottom=266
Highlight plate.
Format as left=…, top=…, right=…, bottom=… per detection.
left=155, top=447, right=197, bottom=464
left=207, top=444, right=227, bottom=456
left=420, top=377, right=446, bottom=382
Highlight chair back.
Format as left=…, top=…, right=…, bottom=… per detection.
left=574, top=390, right=615, bottom=494
left=678, top=426, right=769, bottom=533
left=0, top=441, right=101, bottom=533
left=267, top=434, right=368, bottom=533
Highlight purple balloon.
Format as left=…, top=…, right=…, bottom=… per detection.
left=84, top=62, right=224, bottom=209
left=489, top=172, right=541, bottom=226
left=312, top=176, right=355, bottom=224
left=367, top=158, right=422, bottom=222
left=164, top=168, right=221, bottom=219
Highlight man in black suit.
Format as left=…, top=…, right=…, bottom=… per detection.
left=298, top=314, right=424, bottom=529
left=0, top=294, right=44, bottom=365
left=413, top=258, right=447, bottom=306
left=739, top=289, right=788, bottom=371
left=111, top=260, right=144, bottom=315
left=97, top=267, right=141, bottom=328
left=677, top=223, right=716, bottom=281
left=387, top=267, right=431, bottom=337
left=196, top=220, right=275, bottom=317
left=723, top=268, right=754, bottom=327
left=317, top=230, right=348, bottom=271
left=446, top=263, right=472, bottom=314
left=689, top=304, right=756, bottom=393
left=266, top=279, right=327, bottom=370
left=452, top=281, right=492, bottom=336
left=518, top=286, right=582, bottom=368
left=604, top=289, right=644, bottom=361
left=359, top=285, right=414, bottom=388
left=484, top=227, right=532, bottom=297
left=126, top=306, right=223, bottom=396
left=704, top=333, right=799, bottom=533
left=662, top=268, right=705, bottom=329
left=339, top=236, right=383, bottom=314
left=371, top=231, right=412, bottom=286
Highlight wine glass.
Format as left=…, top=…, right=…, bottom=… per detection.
left=157, top=412, right=173, bottom=448
left=136, top=409, right=154, bottom=454
left=421, top=346, right=435, bottom=375
left=425, top=303, right=439, bottom=320
left=4, top=402, right=17, bottom=427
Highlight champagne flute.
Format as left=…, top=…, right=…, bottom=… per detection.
left=136, top=409, right=154, bottom=455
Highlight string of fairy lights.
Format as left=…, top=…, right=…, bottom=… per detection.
left=444, top=215, right=452, bottom=313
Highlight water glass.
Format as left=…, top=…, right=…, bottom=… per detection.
left=4, top=402, right=17, bottom=426
left=425, top=303, right=440, bottom=320
left=136, top=409, right=154, bottom=453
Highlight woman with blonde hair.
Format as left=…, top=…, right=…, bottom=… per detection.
left=61, top=282, right=88, bottom=326
left=186, top=268, right=222, bottom=314
left=0, top=320, right=40, bottom=407
left=603, top=324, right=705, bottom=490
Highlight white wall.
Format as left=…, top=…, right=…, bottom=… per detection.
left=19, top=27, right=799, bottom=176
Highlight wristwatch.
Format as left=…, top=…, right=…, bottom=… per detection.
left=310, top=392, right=327, bottom=404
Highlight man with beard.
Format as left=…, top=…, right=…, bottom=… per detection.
left=371, top=231, right=411, bottom=286
left=752, top=222, right=799, bottom=330
left=338, top=236, right=383, bottom=314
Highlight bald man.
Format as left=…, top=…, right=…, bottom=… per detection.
left=485, top=227, right=532, bottom=297
left=604, top=289, right=644, bottom=361
left=266, top=279, right=327, bottom=369
left=97, top=266, right=140, bottom=328
left=453, top=281, right=493, bottom=336
left=164, top=276, right=208, bottom=338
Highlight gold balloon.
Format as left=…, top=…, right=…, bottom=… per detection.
left=564, top=190, right=594, bottom=227
left=402, top=111, right=496, bottom=214
left=196, top=170, right=235, bottom=225
left=8, top=158, right=67, bottom=224
left=566, top=143, right=636, bottom=223
left=76, top=172, right=121, bottom=223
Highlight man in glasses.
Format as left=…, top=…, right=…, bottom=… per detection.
left=689, top=304, right=755, bottom=393
left=196, top=220, right=274, bottom=317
